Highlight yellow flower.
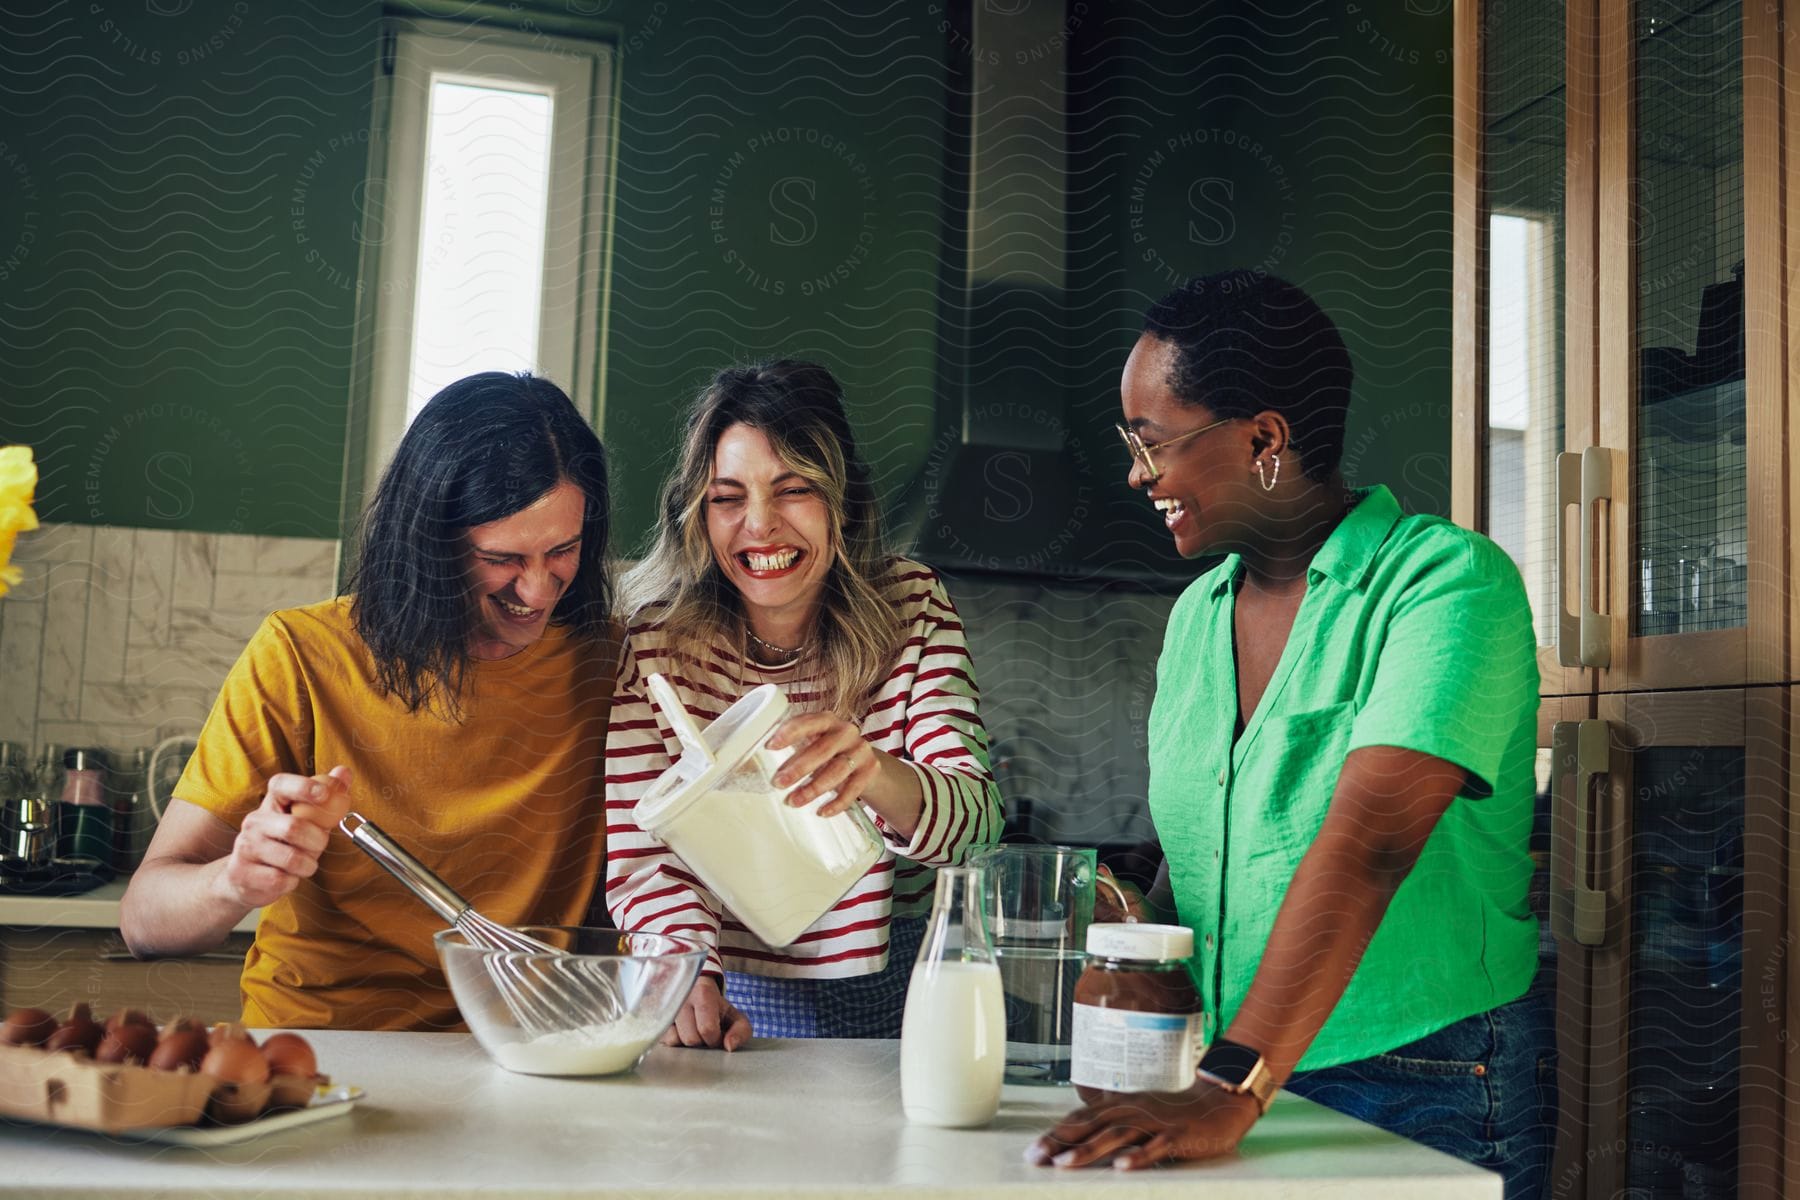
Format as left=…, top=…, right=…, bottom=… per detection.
left=0, top=445, right=39, bottom=599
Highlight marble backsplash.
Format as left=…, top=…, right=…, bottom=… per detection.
left=0, top=521, right=1180, bottom=848
left=938, top=573, right=1179, bottom=849
left=0, top=522, right=340, bottom=759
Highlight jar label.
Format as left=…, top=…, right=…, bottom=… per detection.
left=1069, top=1002, right=1201, bottom=1093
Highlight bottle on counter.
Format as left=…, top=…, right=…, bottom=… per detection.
left=56, top=748, right=113, bottom=875
left=1070, top=922, right=1205, bottom=1105
left=59, top=748, right=108, bottom=809
left=900, top=865, right=1005, bottom=1128
left=109, top=748, right=155, bottom=874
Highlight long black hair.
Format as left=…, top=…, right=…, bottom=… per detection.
left=347, top=372, right=612, bottom=716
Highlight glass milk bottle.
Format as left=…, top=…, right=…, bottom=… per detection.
left=900, top=865, right=1006, bottom=1127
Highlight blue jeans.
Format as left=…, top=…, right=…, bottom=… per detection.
left=1285, top=990, right=1556, bottom=1200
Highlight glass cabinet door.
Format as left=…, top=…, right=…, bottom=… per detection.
left=1568, top=688, right=1784, bottom=1200
left=1543, top=695, right=1596, bottom=1197
left=1597, top=0, right=1774, bottom=691
left=1472, top=0, right=1587, bottom=696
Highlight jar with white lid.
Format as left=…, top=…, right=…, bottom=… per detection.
left=631, top=673, right=884, bottom=948
left=1070, top=922, right=1206, bottom=1103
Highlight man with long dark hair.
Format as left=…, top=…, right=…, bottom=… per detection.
left=122, top=373, right=619, bottom=1031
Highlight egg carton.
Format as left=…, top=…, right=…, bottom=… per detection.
left=0, top=1043, right=318, bottom=1133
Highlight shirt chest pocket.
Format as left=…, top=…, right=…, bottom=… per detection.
left=1243, top=700, right=1358, bottom=843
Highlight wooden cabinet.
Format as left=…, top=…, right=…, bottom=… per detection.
left=1457, top=0, right=1792, bottom=695
left=1545, top=689, right=1786, bottom=1199
left=0, top=927, right=252, bottom=1025
left=1592, top=1, right=1787, bottom=694
left=1455, top=0, right=1591, bottom=698
left=1459, top=2, right=1798, bottom=1196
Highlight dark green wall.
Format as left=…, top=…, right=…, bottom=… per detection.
left=0, top=1, right=377, bottom=538
left=595, top=0, right=948, bottom=554
left=1066, top=0, right=1457, bottom=579
left=1, top=0, right=1453, bottom=554
left=0, top=0, right=950, bottom=545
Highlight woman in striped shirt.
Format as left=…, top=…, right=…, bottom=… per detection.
left=604, top=359, right=1002, bottom=1047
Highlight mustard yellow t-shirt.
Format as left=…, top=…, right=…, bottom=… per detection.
left=176, top=597, right=617, bottom=1030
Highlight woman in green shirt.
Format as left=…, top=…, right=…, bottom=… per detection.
left=1030, top=271, right=1552, bottom=1200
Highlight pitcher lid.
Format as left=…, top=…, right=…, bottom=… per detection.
left=632, top=677, right=789, bottom=833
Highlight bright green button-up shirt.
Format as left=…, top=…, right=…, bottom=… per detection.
left=1148, top=485, right=1539, bottom=1070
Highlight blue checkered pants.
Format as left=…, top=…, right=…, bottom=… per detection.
left=723, top=916, right=924, bottom=1039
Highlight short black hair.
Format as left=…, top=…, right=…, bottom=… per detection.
left=347, top=372, right=612, bottom=716
left=1143, top=271, right=1352, bottom=481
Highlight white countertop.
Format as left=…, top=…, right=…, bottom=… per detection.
left=1, top=1032, right=1501, bottom=1198
left=0, top=878, right=259, bottom=933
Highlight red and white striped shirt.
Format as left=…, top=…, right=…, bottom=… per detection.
left=604, top=559, right=1002, bottom=980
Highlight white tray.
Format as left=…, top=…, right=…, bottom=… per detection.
left=116, top=1083, right=364, bottom=1146
left=8, top=1083, right=364, bottom=1147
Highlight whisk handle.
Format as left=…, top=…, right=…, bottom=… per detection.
left=338, top=812, right=469, bottom=926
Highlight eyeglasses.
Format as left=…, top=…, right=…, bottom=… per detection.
left=1115, top=416, right=1237, bottom=484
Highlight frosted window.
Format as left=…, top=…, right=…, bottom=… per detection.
left=405, top=81, right=554, bottom=422
left=1485, top=210, right=1559, bottom=642
left=1488, top=214, right=1538, bottom=433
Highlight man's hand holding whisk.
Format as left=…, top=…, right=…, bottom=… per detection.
left=214, top=766, right=353, bottom=909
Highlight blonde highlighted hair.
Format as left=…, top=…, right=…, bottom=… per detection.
left=620, top=360, right=902, bottom=716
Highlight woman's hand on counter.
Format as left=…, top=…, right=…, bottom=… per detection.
left=664, top=976, right=752, bottom=1051
left=1026, top=1081, right=1262, bottom=1170
left=214, top=767, right=353, bottom=909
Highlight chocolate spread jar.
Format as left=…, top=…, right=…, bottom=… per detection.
left=1070, top=923, right=1205, bottom=1104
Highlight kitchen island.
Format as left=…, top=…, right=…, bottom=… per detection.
left=1, top=1031, right=1499, bottom=1198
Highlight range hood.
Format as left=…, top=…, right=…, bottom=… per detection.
left=956, top=0, right=1069, bottom=452
left=903, top=0, right=1089, bottom=576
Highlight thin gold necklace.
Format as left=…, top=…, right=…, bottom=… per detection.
left=746, top=628, right=808, bottom=664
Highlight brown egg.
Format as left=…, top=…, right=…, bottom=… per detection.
left=95, top=1021, right=159, bottom=1066
left=259, top=1032, right=317, bottom=1079
left=0, top=1007, right=57, bottom=1048
left=200, top=1036, right=270, bottom=1086
left=44, top=1003, right=102, bottom=1056
left=148, top=1026, right=211, bottom=1073
left=104, top=1008, right=155, bottom=1035
left=209, top=1022, right=258, bottom=1048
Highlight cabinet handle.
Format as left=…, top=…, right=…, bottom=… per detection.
left=1578, top=446, right=1613, bottom=668
left=1549, top=721, right=1576, bottom=940
left=99, top=951, right=245, bottom=964
left=1549, top=719, right=1611, bottom=947
left=1571, top=719, right=1610, bottom=946
left=1554, top=453, right=1582, bottom=666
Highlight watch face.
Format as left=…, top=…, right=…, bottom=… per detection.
left=1200, top=1040, right=1263, bottom=1085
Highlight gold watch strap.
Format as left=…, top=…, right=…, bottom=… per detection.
left=1238, top=1058, right=1278, bottom=1114
left=1196, top=1046, right=1279, bottom=1114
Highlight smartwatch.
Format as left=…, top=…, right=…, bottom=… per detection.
left=1195, top=1038, right=1279, bottom=1114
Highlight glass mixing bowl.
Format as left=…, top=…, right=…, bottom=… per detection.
left=436, top=926, right=705, bottom=1077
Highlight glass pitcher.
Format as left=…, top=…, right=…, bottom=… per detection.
left=969, top=843, right=1125, bottom=1085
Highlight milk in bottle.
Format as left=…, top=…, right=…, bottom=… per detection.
left=900, top=866, right=1005, bottom=1127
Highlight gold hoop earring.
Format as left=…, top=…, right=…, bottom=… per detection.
left=1256, top=454, right=1280, bottom=492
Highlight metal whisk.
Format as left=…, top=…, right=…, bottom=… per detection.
left=339, top=813, right=623, bottom=1032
